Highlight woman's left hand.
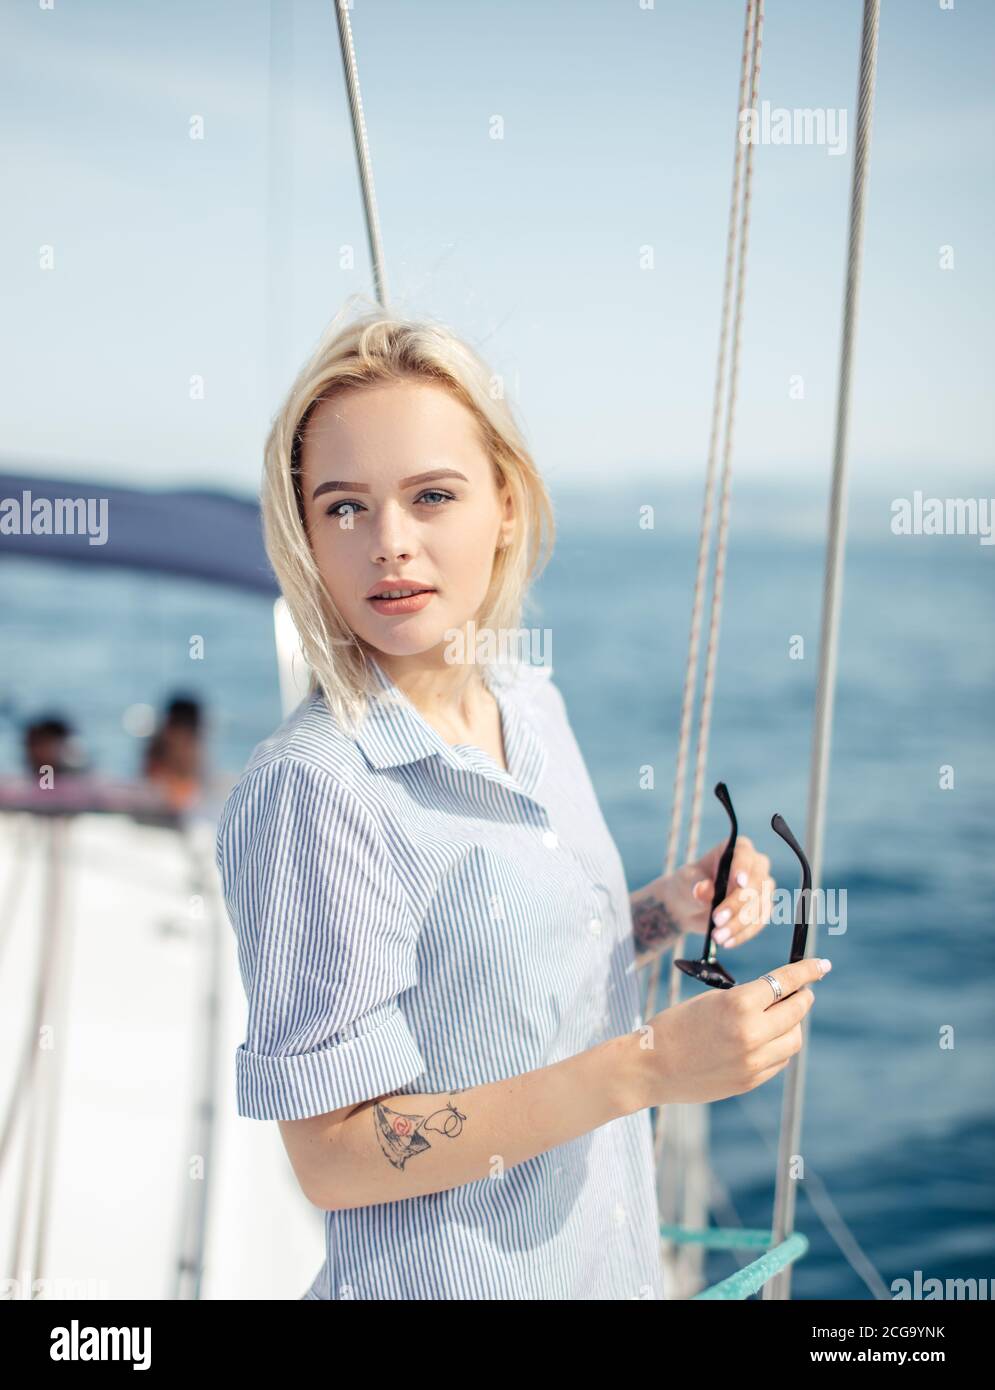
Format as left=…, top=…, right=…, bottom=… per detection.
left=672, top=834, right=776, bottom=948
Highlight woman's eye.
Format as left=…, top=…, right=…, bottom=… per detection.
left=324, top=491, right=454, bottom=520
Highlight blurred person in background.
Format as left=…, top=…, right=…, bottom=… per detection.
left=142, top=694, right=204, bottom=812
left=22, top=714, right=88, bottom=781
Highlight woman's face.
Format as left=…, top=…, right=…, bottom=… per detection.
left=299, top=379, right=514, bottom=661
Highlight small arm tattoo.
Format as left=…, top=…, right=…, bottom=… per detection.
left=631, top=891, right=682, bottom=958
left=373, top=1090, right=468, bottom=1170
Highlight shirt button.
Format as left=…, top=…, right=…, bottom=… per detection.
left=588, top=917, right=602, bottom=937
left=541, top=830, right=559, bottom=849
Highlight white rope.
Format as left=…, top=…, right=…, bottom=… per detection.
left=684, top=2, right=764, bottom=876
left=765, top=0, right=881, bottom=1301
left=647, top=0, right=764, bottom=1149
left=334, top=0, right=390, bottom=308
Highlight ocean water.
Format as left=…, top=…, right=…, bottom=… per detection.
left=2, top=481, right=992, bottom=1300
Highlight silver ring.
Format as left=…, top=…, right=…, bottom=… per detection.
left=761, top=973, right=782, bottom=1003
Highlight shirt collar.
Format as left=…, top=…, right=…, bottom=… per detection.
left=353, top=656, right=548, bottom=800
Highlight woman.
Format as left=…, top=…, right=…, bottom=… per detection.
left=215, top=307, right=831, bottom=1300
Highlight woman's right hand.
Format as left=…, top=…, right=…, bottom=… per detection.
left=638, top=957, right=832, bottom=1106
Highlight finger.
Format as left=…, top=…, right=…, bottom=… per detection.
left=712, top=846, right=761, bottom=926
left=712, top=880, right=765, bottom=940
left=725, top=906, right=766, bottom=948
left=749, top=1026, right=806, bottom=1082
left=717, top=866, right=779, bottom=942
left=748, top=1057, right=793, bottom=1089
left=761, top=985, right=816, bottom=1039
left=692, top=877, right=713, bottom=902
left=724, top=876, right=777, bottom=946
left=727, top=838, right=758, bottom=894
left=742, top=956, right=832, bottom=1010
left=735, top=850, right=771, bottom=893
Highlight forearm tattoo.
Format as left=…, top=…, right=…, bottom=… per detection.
left=373, top=1089, right=467, bottom=1170
left=631, top=891, right=682, bottom=958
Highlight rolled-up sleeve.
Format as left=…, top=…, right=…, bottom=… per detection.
left=215, top=756, right=427, bottom=1120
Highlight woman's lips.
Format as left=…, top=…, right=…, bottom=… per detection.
left=367, top=589, right=436, bottom=615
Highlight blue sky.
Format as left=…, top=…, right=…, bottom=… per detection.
left=2, top=0, right=992, bottom=498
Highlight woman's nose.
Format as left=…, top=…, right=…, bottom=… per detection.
left=369, top=500, right=417, bottom=562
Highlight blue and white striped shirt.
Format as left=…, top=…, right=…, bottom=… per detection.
left=216, top=656, right=665, bottom=1299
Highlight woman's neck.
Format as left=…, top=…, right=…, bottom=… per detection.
left=371, top=652, right=491, bottom=733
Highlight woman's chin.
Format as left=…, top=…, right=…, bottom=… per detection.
left=357, top=620, right=455, bottom=659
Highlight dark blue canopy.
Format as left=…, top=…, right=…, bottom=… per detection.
left=0, top=470, right=279, bottom=596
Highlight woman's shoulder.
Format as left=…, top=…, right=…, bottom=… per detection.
left=218, top=690, right=369, bottom=827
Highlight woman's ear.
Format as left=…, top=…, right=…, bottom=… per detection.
left=497, top=487, right=515, bottom=551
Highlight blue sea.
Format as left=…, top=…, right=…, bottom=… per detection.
left=2, top=479, right=993, bottom=1300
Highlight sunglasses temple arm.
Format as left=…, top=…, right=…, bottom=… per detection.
left=705, top=783, right=738, bottom=962
left=771, top=813, right=813, bottom=963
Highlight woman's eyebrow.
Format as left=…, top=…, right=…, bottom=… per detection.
left=311, top=468, right=469, bottom=501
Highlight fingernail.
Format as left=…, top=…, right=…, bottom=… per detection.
left=736, top=870, right=748, bottom=888
left=714, top=926, right=731, bottom=944
left=692, top=879, right=707, bottom=897
left=819, top=958, right=833, bottom=976
left=713, top=907, right=731, bottom=926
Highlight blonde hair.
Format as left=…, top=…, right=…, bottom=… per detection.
left=261, top=297, right=556, bottom=734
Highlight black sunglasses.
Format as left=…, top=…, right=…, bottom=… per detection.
left=674, top=781, right=813, bottom=990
